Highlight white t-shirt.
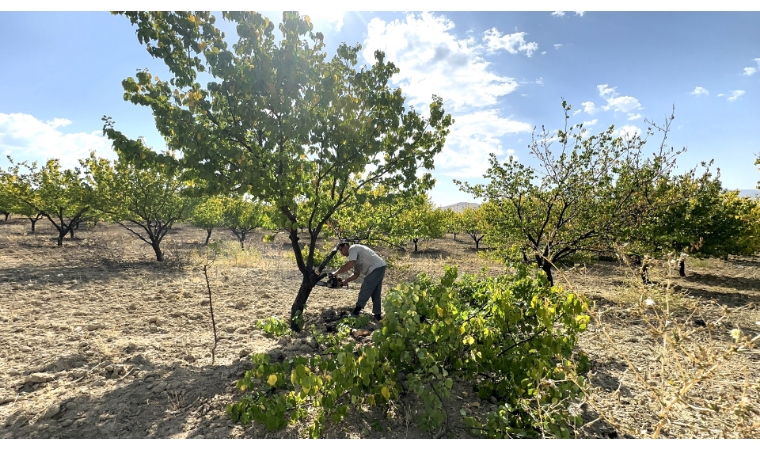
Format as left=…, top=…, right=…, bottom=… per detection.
left=348, top=244, right=386, bottom=277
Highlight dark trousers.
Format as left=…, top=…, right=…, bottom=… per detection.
left=356, top=266, right=386, bottom=315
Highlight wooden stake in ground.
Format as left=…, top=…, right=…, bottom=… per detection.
left=203, top=264, right=218, bottom=365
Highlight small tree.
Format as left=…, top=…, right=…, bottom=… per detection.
left=0, top=171, right=15, bottom=221
left=6, top=157, right=94, bottom=246
left=457, top=204, right=488, bottom=250
left=14, top=198, right=44, bottom=233
left=395, top=193, right=447, bottom=252
left=441, top=208, right=462, bottom=241
left=223, top=195, right=268, bottom=249
left=188, top=195, right=226, bottom=245
left=85, top=152, right=194, bottom=261
left=457, top=103, right=685, bottom=285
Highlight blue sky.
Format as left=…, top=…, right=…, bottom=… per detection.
left=1, top=6, right=759, bottom=206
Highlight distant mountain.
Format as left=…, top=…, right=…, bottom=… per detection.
left=440, top=202, right=480, bottom=212
left=738, top=189, right=760, bottom=198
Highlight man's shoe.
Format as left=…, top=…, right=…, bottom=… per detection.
left=351, top=306, right=362, bottom=316
left=373, top=314, right=383, bottom=321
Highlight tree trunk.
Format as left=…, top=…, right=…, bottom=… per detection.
left=679, top=260, right=685, bottom=277
left=1, top=212, right=9, bottom=220
left=453, top=232, right=457, bottom=241
left=641, top=262, right=651, bottom=285
left=57, top=231, right=65, bottom=247
left=204, top=228, right=212, bottom=245
left=541, top=259, right=553, bottom=286
left=69, top=226, right=75, bottom=239
left=152, top=242, right=164, bottom=261
left=290, top=274, right=316, bottom=332
left=413, top=238, right=419, bottom=253
left=239, top=232, right=246, bottom=250
left=29, top=218, right=39, bottom=233
left=475, top=238, right=480, bottom=250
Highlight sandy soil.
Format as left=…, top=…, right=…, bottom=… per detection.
left=1, top=218, right=758, bottom=438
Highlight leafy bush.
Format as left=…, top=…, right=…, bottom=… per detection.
left=229, top=265, right=590, bottom=437
left=256, top=317, right=292, bottom=337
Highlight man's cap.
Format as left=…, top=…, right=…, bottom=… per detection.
left=337, top=240, right=350, bottom=248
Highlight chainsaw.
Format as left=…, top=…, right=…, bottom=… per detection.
left=316, top=273, right=344, bottom=288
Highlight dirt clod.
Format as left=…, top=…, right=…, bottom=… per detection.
left=24, top=373, right=54, bottom=384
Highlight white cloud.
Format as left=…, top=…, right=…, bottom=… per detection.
left=363, top=13, right=534, bottom=179
left=583, top=119, right=598, bottom=127
left=541, top=51, right=547, bottom=55
left=717, top=93, right=724, bottom=97
left=597, top=84, right=616, bottom=98
left=581, top=101, right=599, bottom=114
left=615, top=125, right=642, bottom=140
left=364, top=13, right=520, bottom=111
left=551, top=11, right=584, bottom=18
left=535, top=77, right=544, bottom=85
left=299, top=11, right=344, bottom=32
left=435, top=110, right=531, bottom=177
left=742, top=58, right=760, bottom=76
left=554, top=44, right=563, bottom=50
left=47, top=118, right=73, bottom=129
left=483, top=29, right=539, bottom=57
left=573, top=109, right=582, bottom=115
left=727, top=90, right=745, bottom=101
left=627, top=113, right=642, bottom=120
left=690, top=86, right=709, bottom=96
left=0, top=113, right=116, bottom=170
left=597, top=84, right=643, bottom=113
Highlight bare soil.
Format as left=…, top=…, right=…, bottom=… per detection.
left=1, top=218, right=758, bottom=439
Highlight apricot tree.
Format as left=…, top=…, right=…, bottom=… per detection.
left=104, top=11, right=451, bottom=329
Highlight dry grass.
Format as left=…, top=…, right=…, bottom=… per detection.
left=560, top=254, right=760, bottom=438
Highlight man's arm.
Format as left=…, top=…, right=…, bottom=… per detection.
left=342, top=267, right=360, bottom=284
left=332, top=260, right=355, bottom=276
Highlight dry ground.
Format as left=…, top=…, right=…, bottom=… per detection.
left=1, top=218, right=758, bottom=439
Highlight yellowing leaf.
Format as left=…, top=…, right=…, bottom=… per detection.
left=435, top=305, right=444, bottom=317
left=381, top=386, right=390, bottom=400
left=267, top=374, right=277, bottom=386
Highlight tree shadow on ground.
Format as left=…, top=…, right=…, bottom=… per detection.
left=407, top=248, right=452, bottom=259
left=671, top=284, right=758, bottom=308
left=681, top=272, right=760, bottom=293
left=0, top=260, right=188, bottom=287
left=724, top=256, right=760, bottom=269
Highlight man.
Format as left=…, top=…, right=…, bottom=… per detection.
left=330, top=241, right=386, bottom=320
